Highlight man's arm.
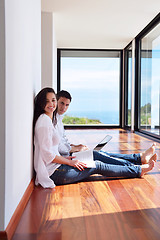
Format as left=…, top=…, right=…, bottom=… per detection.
left=70, top=144, right=89, bottom=153
left=57, top=114, right=88, bottom=154
left=60, top=131, right=89, bottom=154
left=61, top=124, right=88, bottom=154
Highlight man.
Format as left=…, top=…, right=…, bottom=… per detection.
left=56, top=90, right=88, bottom=156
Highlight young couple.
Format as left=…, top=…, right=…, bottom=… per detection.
left=33, top=87, right=157, bottom=188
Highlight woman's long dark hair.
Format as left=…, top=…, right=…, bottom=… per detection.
left=33, top=87, right=56, bottom=132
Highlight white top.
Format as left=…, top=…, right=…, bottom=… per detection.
left=34, top=114, right=61, bottom=188
left=56, top=113, right=71, bottom=156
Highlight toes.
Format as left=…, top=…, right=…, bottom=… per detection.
left=152, top=143, right=156, bottom=150
left=149, top=153, right=157, bottom=163
left=153, top=153, right=157, bottom=162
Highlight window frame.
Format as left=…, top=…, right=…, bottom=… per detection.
left=135, top=13, right=160, bottom=139
left=57, top=48, right=123, bottom=129
left=124, top=42, right=132, bottom=129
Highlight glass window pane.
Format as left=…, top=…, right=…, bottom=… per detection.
left=140, top=23, right=160, bottom=136
left=60, top=51, right=121, bottom=125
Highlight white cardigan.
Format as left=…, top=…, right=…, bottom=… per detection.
left=34, top=114, right=61, bottom=188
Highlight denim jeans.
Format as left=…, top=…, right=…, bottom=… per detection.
left=50, top=150, right=142, bottom=185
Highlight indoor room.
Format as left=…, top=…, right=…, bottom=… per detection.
left=0, top=1, right=160, bottom=239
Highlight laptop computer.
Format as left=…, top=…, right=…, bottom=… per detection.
left=93, top=135, right=112, bottom=151
left=72, top=135, right=112, bottom=168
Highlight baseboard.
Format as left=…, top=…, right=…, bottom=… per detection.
left=0, top=179, right=35, bottom=240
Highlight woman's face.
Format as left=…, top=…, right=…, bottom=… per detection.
left=44, top=92, right=57, bottom=118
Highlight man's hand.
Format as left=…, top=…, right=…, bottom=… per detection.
left=70, top=144, right=89, bottom=153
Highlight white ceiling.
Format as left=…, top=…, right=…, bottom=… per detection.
left=41, top=0, right=160, bottom=49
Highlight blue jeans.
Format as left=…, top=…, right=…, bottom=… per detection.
left=50, top=150, right=142, bottom=185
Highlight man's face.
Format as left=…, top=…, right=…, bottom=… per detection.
left=57, top=97, right=71, bottom=115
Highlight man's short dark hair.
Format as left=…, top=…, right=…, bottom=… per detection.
left=56, top=90, right=72, bottom=102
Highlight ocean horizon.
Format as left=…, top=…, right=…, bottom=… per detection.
left=65, top=110, right=119, bottom=124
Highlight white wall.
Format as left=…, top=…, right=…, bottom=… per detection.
left=0, top=0, right=6, bottom=230
left=1, top=0, right=41, bottom=229
left=41, top=12, right=57, bottom=90
left=52, top=15, right=57, bottom=91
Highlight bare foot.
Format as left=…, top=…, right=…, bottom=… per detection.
left=148, top=153, right=157, bottom=164
left=140, top=154, right=157, bottom=177
left=141, top=143, right=156, bottom=164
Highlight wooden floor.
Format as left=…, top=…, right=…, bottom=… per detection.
left=12, top=129, right=160, bottom=240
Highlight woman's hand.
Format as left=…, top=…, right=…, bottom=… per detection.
left=70, top=160, right=87, bottom=171
left=66, top=156, right=87, bottom=171
left=53, top=155, right=87, bottom=171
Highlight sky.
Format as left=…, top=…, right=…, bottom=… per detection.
left=61, top=57, right=120, bottom=113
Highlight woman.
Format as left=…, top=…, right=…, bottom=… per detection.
left=33, top=87, right=157, bottom=188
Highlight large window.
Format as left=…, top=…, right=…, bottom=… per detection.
left=59, top=50, right=122, bottom=126
left=124, top=44, right=132, bottom=127
left=139, top=22, right=160, bottom=136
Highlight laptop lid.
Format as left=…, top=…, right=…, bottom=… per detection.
left=93, top=135, right=112, bottom=151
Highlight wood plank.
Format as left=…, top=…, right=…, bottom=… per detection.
left=107, top=180, right=138, bottom=211
left=120, top=178, right=160, bottom=210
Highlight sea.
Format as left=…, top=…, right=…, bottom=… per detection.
left=66, top=110, right=119, bottom=125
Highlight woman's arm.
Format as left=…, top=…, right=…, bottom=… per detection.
left=52, top=155, right=87, bottom=171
